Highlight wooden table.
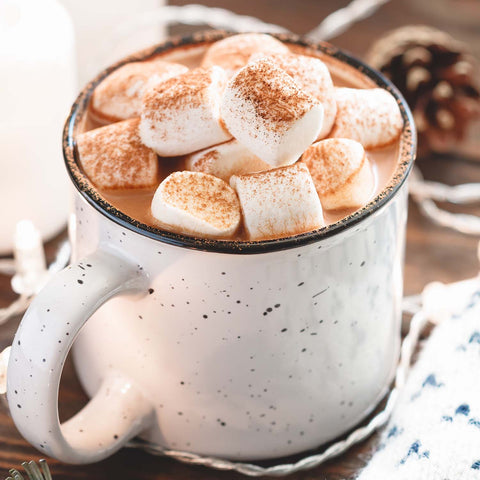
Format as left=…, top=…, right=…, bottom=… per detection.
left=0, top=1, right=479, bottom=478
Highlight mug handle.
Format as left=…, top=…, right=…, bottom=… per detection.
left=7, top=249, right=155, bottom=464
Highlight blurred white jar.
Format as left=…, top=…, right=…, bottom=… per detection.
left=0, top=0, right=76, bottom=255
left=60, top=0, right=166, bottom=86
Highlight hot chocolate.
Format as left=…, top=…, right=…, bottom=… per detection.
left=76, top=33, right=403, bottom=241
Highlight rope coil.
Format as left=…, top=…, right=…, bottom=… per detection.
left=409, top=166, right=480, bottom=236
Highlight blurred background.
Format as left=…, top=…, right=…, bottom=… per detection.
left=0, top=1, right=479, bottom=478
left=169, top=0, right=480, bottom=57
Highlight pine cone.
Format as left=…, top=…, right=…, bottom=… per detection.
left=367, top=25, right=480, bottom=156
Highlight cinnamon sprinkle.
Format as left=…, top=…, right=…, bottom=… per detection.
left=76, top=118, right=159, bottom=190
left=331, top=87, right=403, bottom=149
left=201, top=33, right=290, bottom=72
left=161, top=171, right=240, bottom=231
left=91, top=60, right=188, bottom=121
left=302, top=139, right=366, bottom=193
left=143, top=67, right=222, bottom=121
left=251, top=52, right=337, bottom=138
left=229, top=59, right=318, bottom=129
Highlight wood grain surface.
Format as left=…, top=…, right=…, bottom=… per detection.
left=0, top=1, right=479, bottom=478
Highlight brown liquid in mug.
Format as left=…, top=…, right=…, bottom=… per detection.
left=79, top=42, right=400, bottom=240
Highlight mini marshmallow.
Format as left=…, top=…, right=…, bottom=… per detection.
left=76, top=118, right=159, bottom=190
left=250, top=52, right=336, bottom=139
left=151, top=171, right=241, bottom=238
left=91, top=60, right=188, bottom=122
left=230, top=163, right=324, bottom=241
left=185, top=139, right=271, bottom=181
left=302, top=138, right=375, bottom=210
left=221, top=59, right=324, bottom=167
left=140, top=66, right=232, bottom=156
left=201, top=33, right=290, bottom=75
left=331, top=88, right=403, bottom=149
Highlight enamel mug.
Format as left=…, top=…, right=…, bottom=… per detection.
left=7, top=32, right=416, bottom=464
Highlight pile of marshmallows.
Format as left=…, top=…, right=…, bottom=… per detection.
left=77, top=33, right=403, bottom=241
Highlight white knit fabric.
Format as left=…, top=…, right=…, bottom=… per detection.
left=358, top=277, right=480, bottom=480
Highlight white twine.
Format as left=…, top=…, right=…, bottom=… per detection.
left=402, top=294, right=423, bottom=316
left=127, top=308, right=429, bottom=476
left=91, top=0, right=391, bottom=81
left=0, top=240, right=70, bottom=325
left=105, top=0, right=391, bottom=43
left=409, top=166, right=480, bottom=236
left=0, top=259, right=15, bottom=276
left=0, top=295, right=31, bottom=326
left=306, top=0, right=391, bottom=42
left=89, top=4, right=289, bottom=82
left=410, top=176, right=480, bottom=205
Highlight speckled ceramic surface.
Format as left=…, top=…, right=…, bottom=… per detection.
left=7, top=31, right=416, bottom=465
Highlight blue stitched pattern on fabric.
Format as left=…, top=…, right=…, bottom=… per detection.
left=411, top=373, right=445, bottom=400
left=471, top=460, right=480, bottom=470
left=387, top=425, right=400, bottom=438
left=399, top=441, right=430, bottom=466
left=468, top=418, right=480, bottom=429
left=454, top=290, right=480, bottom=320
left=466, top=291, right=480, bottom=311
left=357, top=282, right=480, bottom=479
left=456, top=404, right=471, bottom=416
left=422, top=373, right=444, bottom=388
left=469, top=331, right=480, bottom=344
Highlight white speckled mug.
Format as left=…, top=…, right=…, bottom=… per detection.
left=7, top=32, right=416, bottom=465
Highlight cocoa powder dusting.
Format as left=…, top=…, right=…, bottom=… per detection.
left=76, top=118, right=159, bottom=190
left=331, top=88, right=403, bottom=148
left=143, top=67, right=218, bottom=121
left=91, top=60, right=187, bottom=122
left=302, top=140, right=366, bottom=194
left=162, top=172, right=240, bottom=231
left=77, top=37, right=403, bottom=242
left=230, top=59, right=318, bottom=128
left=201, top=33, right=289, bottom=71
left=191, top=150, right=219, bottom=171
left=232, top=163, right=323, bottom=241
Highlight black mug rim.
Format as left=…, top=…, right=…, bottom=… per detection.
left=62, top=30, right=416, bottom=255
